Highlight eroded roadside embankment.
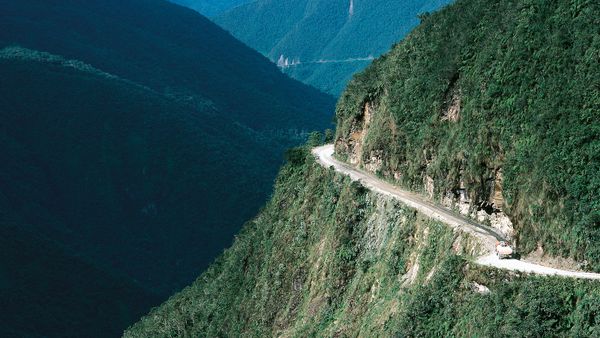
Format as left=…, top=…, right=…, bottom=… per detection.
left=313, top=144, right=600, bottom=280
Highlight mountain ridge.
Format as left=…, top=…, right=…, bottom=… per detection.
left=0, top=44, right=280, bottom=308
left=215, top=0, right=454, bottom=94
left=0, top=0, right=334, bottom=133
left=167, top=0, right=250, bottom=16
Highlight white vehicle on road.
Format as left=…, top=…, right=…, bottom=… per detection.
left=495, top=241, right=513, bottom=259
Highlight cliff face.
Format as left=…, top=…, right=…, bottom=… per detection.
left=336, top=87, right=515, bottom=240
left=335, top=0, right=599, bottom=268
left=125, top=148, right=600, bottom=337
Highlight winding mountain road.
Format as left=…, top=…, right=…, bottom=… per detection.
left=313, top=144, right=600, bottom=280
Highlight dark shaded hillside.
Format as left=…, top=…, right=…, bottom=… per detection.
left=215, top=0, right=453, bottom=95
left=0, top=0, right=334, bottom=132
left=0, top=0, right=335, bottom=297
left=0, top=48, right=279, bottom=296
left=0, top=225, right=159, bottom=338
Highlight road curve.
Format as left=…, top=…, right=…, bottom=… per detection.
left=313, top=144, right=600, bottom=280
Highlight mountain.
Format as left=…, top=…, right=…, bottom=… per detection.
left=0, top=224, right=159, bottom=338
left=215, top=0, right=454, bottom=95
left=126, top=0, right=600, bottom=336
left=0, top=46, right=281, bottom=297
left=0, top=0, right=335, bottom=297
left=0, top=0, right=333, bottom=134
left=167, top=0, right=251, bottom=16
left=126, top=147, right=600, bottom=337
left=334, top=0, right=600, bottom=269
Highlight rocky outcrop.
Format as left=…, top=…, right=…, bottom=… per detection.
left=442, top=90, right=461, bottom=122
left=438, top=166, right=513, bottom=239
left=336, top=95, right=514, bottom=240
left=339, top=101, right=374, bottom=166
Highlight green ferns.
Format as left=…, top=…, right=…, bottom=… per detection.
left=336, top=0, right=600, bottom=268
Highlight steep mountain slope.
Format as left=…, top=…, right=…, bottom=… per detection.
left=335, top=0, right=600, bottom=270
left=126, top=0, right=599, bottom=336
left=215, top=0, right=453, bottom=95
left=167, top=0, right=250, bottom=16
left=126, top=146, right=600, bottom=337
left=0, top=224, right=159, bottom=338
left=0, top=0, right=334, bottom=134
left=0, top=47, right=280, bottom=298
left=0, top=0, right=335, bottom=295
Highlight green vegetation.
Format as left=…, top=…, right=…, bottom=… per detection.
left=125, top=1, right=600, bottom=335
left=0, top=0, right=334, bottom=134
left=215, top=0, right=453, bottom=95
left=336, top=0, right=600, bottom=268
left=125, top=147, right=600, bottom=337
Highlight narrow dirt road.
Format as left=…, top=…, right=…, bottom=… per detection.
left=313, top=144, right=600, bottom=280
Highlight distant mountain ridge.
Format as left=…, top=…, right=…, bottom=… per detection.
left=167, top=0, right=251, bottom=16
left=0, top=0, right=334, bottom=133
left=215, top=0, right=454, bottom=95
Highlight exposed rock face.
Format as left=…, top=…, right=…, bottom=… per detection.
left=343, top=101, right=374, bottom=166
left=440, top=167, right=514, bottom=239
left=471, top=282, right=490, bottom=294
left=424, top=175, right=435, bottom=199
left=364, top=150, right=384, bottom=173
left=337, top=96, right=515, bottom=240
left=491, top=168, right=505, bottom=208
left=442, top=91, right=461, bottom=122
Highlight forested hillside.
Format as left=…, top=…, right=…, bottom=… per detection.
left=335, top=0, right=599, bottom=269
left=126, top=0, right=600, bottom=336
left=126, top=145, right=600, bottom=337
left=215, top=0, right=453, bottom=94
left=0, top=0, right=335, bottom=298
left=167, top=0, right=250, bottom=16
left=0, top=47, right=283, bottom=297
